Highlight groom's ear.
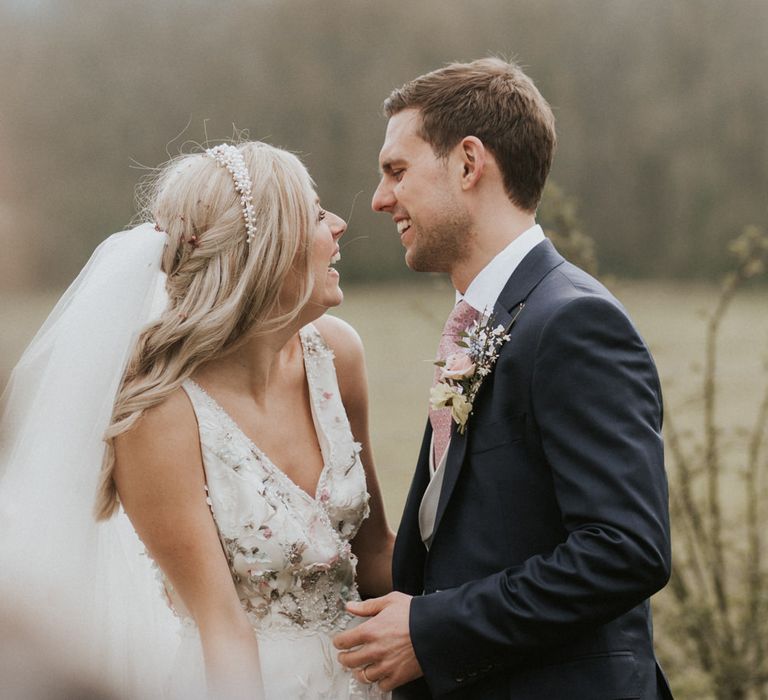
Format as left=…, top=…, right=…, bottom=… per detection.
left=458, top=136, right=486, bottom=191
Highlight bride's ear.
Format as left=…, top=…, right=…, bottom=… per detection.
left=458, top=136, right=486, bottom=191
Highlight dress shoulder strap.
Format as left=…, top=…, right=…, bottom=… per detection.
left=179, top=378, right=258, bottom=480
left=299, top=322, right=335, bottom=362
left=180, top=378, right=234, bottom=448
left=299, top=322, right=341, bottom=398
left=180, top=378, right=211, bottom=420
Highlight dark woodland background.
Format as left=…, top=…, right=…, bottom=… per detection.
left=0, top=0, right=766, bottom=291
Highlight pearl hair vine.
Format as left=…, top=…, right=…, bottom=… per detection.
left=205, top=144, right=257, bottom=243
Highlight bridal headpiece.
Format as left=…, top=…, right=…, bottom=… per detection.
left=205, top=144, right=257, bottom=243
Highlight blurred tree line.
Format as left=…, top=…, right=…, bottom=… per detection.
left=0, top=0, right=765, bottom=291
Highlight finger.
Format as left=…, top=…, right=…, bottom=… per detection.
left=337, top=645, right=382, bottom=670
left=378, top=674, right=398, bottom=693
left=346, top=596, right=386, bottom=617
left=355, top=664, right=385, bottom=686
left=333, top=626, right=365, bottom=650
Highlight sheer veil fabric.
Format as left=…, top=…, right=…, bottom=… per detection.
left=0, top=224, right=182, bottom=697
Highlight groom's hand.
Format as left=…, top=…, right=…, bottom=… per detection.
left=333, top=592, right=423, bottom=691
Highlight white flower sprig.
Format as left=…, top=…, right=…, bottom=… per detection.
left=205, top=144, right=257, bottom=243
left=429, top=312, right=513, bottom=433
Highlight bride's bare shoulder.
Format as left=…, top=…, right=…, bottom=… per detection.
left=311, top=314, right=364, bottom=370
left=113, top=387, right=200, bottom=476
left=311, top=315, right=368, bottom=412
left=112, top=387, right=213, bottom=568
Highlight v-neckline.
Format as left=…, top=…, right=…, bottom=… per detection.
left=186, top=327, right=331, bottom=504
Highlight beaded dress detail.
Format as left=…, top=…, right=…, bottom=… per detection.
left=166, top=324, right=386, bottom=699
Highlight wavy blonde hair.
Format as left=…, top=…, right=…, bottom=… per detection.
left=94, top=142, right=316, bottom=520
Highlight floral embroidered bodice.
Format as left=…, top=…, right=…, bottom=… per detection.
left=170, top=324, right=371, bottom=636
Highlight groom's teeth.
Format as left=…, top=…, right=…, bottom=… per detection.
left=397, top=219, right=412, bottom=234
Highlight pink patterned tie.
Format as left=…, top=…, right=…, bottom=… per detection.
left=429, top=300, right=479, bottom=466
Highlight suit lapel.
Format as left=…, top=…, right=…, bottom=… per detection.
left=430, top=239, right=566, bottom=542
left=393, top=421, right=432, bottom=592
left=431, top=422, right=469, bottom=539
left=495, top=238, right=565, bottom=311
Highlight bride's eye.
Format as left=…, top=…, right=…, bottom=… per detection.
left=318, top=209, right=327, bottom=221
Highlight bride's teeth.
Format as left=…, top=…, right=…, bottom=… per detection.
left=396, top=219, right=412, bottom=234
left=330, top=252, right=341, bottom=265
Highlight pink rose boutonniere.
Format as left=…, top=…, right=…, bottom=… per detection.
left=441, top=352, right=476, bottom=380
left=430, top=309, right=521, bottom=433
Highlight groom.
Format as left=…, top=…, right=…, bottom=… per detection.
left=335, top=58, right=673, bottom=699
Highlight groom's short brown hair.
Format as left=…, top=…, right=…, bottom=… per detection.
left=383, top=57, right=556, bottom=213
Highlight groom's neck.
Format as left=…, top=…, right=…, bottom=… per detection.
left=450, top=208, right=536, bottom=293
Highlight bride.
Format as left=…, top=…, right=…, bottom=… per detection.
left=0, top=142, right=394, bottom=699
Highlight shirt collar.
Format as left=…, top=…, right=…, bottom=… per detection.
left=456, top=224, right=546, bottom=313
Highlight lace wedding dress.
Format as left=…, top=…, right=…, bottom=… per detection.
left=163, top=323, right=388, bottom=699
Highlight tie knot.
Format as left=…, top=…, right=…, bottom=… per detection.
left=442, top=300, right=478, bottom=341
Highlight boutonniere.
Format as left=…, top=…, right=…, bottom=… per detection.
left=429, top=305, right=523, bottom=433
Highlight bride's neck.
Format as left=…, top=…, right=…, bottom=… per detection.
left=194, top=323, right=302, bottom=404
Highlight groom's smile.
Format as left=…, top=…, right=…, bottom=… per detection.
left=396, top=217, right=413, bottom=247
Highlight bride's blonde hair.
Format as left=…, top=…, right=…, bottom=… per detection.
left=94, top=142, right=316, bottom=520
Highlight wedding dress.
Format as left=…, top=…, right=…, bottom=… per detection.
left=0, top=225, right=388, bottom=699
left=165, top=323, right=388, bottom=700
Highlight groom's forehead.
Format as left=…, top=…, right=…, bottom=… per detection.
left=378, top=109, right=427, bottom=169
left=383, top=109, right=422, bottom=146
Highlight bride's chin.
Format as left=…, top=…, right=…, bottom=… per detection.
left=327, top=289, right=344, bottom=307
left=301, top=289, right=344, bottom=318
left=324, top=275, right=344, bottom=307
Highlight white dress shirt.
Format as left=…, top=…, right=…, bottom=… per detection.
left=418, top=224, right=546, bottom=548
left=459, top=223, right=546, bottom=314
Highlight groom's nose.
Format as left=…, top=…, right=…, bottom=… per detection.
left=371, top=179, right=395, bottom=213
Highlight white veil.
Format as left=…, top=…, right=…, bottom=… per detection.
left=0, top=223, right=181, bottom=697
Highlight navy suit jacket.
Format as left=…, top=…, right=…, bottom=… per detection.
left=393, top=240, right=673, bottom=699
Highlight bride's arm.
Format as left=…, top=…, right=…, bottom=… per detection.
left=315, top=315, right=396, bottom=598
left=113, top=389, right=265, bottom=700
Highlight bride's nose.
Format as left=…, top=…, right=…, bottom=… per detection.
left=328, top=212, right=346, bottom=240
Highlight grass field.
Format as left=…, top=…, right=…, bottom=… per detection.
left=2, top=279, right=766, bottom=523
left=2, top=278, right=767, bottom=698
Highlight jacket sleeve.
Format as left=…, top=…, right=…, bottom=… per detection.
left=408, top=294, right=672, bottom=697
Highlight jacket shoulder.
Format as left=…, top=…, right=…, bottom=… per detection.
left=530, top=261, right=628, bottom=319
